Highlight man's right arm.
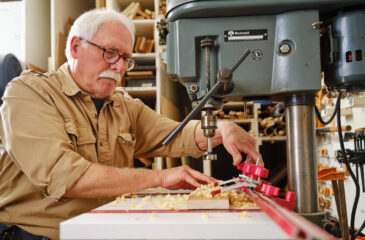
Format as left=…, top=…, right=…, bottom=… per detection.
left=64, top=163, right=216, bottom=198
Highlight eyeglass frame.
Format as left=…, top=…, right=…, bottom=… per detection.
left=79, top=37, right=135, bottom=71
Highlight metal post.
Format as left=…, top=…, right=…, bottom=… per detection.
left=203, top=160, right=212, bottom=176
left=285, top=94, right=319, bottom=214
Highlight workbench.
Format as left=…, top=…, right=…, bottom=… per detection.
left=60, top=190, right=289, bottom=239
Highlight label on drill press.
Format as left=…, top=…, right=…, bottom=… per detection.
left=224, top=29, right=268, bottom=42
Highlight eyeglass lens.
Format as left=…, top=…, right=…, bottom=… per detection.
left=103, top=50, right=134, bottom=70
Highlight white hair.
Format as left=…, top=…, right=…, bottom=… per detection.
left=65, top=8, right=135, bottom=63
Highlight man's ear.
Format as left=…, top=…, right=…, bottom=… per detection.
left=70, top=36, right=81, bottom=59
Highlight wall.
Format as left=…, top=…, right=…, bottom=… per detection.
left=317, top=93, right=365, bottom=229
left=0, top=0, right=50, bottom=71
left=0, top=1, right=24, bottom=68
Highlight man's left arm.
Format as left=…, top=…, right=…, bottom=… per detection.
left=194, top=121, right=262, bottom=166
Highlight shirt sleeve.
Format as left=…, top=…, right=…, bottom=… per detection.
left=127, top=98, right=204, bottom=158
left=0, top=77, right=91, bottom=201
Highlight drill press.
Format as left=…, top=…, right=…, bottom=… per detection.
left=162, top=0, right=365, bottom=226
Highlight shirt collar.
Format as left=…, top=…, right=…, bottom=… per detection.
left=59, top=63, right=83, bottom=97
left=58, top=63, right=121, bottom=107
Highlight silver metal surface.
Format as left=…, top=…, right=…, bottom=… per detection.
left=167, top=0, right=365, bottom=22
left=155, top=157, right=164, bottom=170
left=189, top=84, right=198, bottom=93
left=202, top=152, right=217, bottom=161
left=203, top=160, right=212, bottom=176
left=207, top=137, right=213, bottom=152
left=279, top=43, right=291, bottom=54
left=285, top=104, right=319, bottom=213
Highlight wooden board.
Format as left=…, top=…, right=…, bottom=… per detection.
left=186, top=195, right=229, bottom=209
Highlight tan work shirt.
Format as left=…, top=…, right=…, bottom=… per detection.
left=0, top=63, right=203, bottom=239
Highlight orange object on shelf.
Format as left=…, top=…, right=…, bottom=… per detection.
left=318, top=168, right=346, bottom=182
left=318, top=167, right=349, bottom=240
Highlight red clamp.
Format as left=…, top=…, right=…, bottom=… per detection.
left=237, top=162, right=296, bottom=210
left=238, top=163, right=269, bottom=180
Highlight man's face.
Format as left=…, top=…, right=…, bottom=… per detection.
left=70, top=21, right=133, bottom=99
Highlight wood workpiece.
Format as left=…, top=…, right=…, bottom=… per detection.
left=186, top=183, right=256, bottom=209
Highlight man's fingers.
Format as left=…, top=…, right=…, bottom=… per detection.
left=188, top=168, right=217, bottom=184
left=226, top=142, right=261, bottom=166
left=183, top=172, right=202, bottom=189
left=227, top=145, right=243, bottom=166
left=245, top=155, right=264, bottom=167
left=242, top=145, right=263, bottom=166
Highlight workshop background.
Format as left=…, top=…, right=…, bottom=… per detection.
left=0, top=0, right=364, bottom=233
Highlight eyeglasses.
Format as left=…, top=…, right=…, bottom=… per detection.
left=80, top=37, right=135, bottom=71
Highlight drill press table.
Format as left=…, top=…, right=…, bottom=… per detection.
left=60, top=191, right=288, bottom=239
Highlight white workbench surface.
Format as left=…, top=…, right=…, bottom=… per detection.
left=60, top=193, right=288, bottom=239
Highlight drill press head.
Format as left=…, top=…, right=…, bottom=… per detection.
left=166, top=0, right=365, bottom=102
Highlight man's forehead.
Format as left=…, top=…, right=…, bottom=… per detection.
left=95, top=22, right=133, bottom=41
left=93, top=22, right=133, bottom=52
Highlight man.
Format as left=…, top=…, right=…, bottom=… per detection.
left=0, top=8, right=261, bottom=240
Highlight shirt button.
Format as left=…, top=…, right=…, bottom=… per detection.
left=42, top=191, right=49, bottom=197
left=100, top=141, right=103, bottom=146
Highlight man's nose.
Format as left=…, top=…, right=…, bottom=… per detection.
left=110, top=57, right=127, bottom=74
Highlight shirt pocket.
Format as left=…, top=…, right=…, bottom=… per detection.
left=116, top=132, right=136, bottom=167
left=64, top=119, right=97, bottom=162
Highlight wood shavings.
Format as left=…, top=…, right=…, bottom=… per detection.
left=228, top=191, right=256, bottom=208
left=111, top=194, right=129, bottom=207
left=155, top=194, right=188, bottom=210
left=157, top=198, right=165, bottom=207
left=189, top=183, right=227, bottom=199
left=188, top=184, right=256, bottom=209
left=161, top=201, right=179, bottom=210
left=130, top=203, right=143, bottom=208
left=112, top=185, right=256, bottom=211
left=150, top=213, right=158, bottom=218
left=239, top=211, right=249, bottom=218
left=201, top=213, right=210, bottom=220
left=142, top=195, right=152, bottom=202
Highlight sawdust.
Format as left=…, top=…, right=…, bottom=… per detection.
left=189, top=183, right=228, bottom=199
left=111, top=183, right=256, bottom=209
left=201, top=213, right=210, bottom=220
left=150, top=213, right=158, bottom=218
left=189, top=183, right=256, bottom=208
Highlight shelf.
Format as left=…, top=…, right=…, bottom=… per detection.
left=132, top=19, right=155, bottom=25
left=133, top=53, right=156, bottom=63
left=219, top=118, right=254, bottom=124
left=116, top=86, right=156, bottom=98
left=111, top=0, right=155, bottom=11
left=134, top=20, right=155, bottom=39
left=223, top=101, right=254, bottom=108
left=260, top=136, right=286, bottom=142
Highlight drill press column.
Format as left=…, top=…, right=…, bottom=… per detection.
left=285, top=94, right=323, bottom=223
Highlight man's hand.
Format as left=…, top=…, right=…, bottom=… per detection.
left=157, top=165, right=217, bottom=190
left=218, top=121, right=262, bottom=166
left=195, top=121, right=263, bottom=167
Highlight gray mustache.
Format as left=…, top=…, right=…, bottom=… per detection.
left=99, top=71, right=121, bottom=83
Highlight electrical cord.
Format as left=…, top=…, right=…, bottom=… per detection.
left=355, top=220, right=365, bottom=237
left=336, top=91, right=361, bottom=240
left=315, top=91, right=342, bottom=125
